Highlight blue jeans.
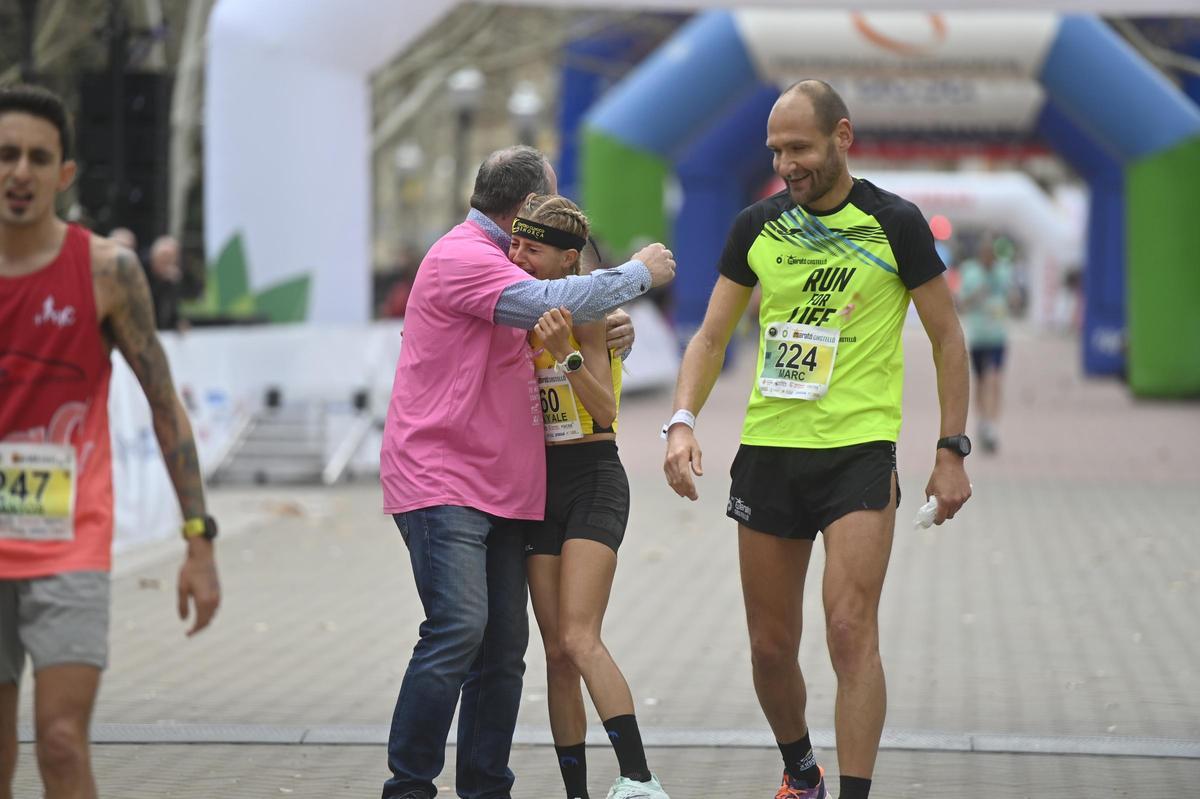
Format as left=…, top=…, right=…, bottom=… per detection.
left=383, top=506, right=529, bottom=799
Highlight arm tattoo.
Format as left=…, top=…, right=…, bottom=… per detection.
left=109, top=250, right=207, bottom=520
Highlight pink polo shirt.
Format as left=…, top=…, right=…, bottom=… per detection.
left=381, top=218, right=545, bottom=519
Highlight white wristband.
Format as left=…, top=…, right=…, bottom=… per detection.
left=660, top=409, right=696, bottom=439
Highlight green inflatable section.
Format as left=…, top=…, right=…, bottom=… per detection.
left=581, top=129, right=669, bottom=256
left=1127, top=136, right=1200, bottom=397
left=184, top=233, right=312, bottom=324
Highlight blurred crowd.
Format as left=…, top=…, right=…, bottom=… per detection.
left=106, top=226, right=200, bottom=331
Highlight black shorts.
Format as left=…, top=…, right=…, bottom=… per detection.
left=524, top=440, right=629, bottom=556
left=727, top=441, right=899, bottom=540
left=970, top=345, right=1006, bottom=377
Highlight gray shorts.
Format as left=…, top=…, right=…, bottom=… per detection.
left=0, top=571, right=111, bottom=683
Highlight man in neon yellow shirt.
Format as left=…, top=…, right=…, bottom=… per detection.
left=663, top=81, right=972, bottom=799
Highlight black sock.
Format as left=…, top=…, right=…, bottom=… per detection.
left=602, top=714, right=651, bottom=782
left=778, top=732, right=821, bottom=788
left=555, top=742, right=589, bottom=799
left=840, top=775, right=872, bottom=799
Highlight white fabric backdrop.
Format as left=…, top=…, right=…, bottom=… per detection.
left=109, top=322, right=404, bottom=551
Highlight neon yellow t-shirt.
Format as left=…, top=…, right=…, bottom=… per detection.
left=718, top=179, right=945, bottom=448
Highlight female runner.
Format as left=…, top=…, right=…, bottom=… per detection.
left=510, top=195, right=670, bottom=799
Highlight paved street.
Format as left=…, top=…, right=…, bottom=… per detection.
left=12, top=326, right=1200, bottom=797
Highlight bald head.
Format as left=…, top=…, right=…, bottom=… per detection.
left=767, top=79, right=855, bottom=211
left=778, top=80, right=850, bottom=136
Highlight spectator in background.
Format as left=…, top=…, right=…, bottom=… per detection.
left=955, top=234, right=1020, bottom=454
left=378, top=247, right=421, bottom=319
left=107, top=226, right=137, bottom=254
left=147, top=234, right=185, bottom=330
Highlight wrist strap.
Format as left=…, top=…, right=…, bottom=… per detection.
left=554, top=350, right=582, bottom=374
left=660, top=409, right=696, bottom=439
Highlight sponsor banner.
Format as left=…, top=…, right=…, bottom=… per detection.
left=833, top=79, right=1044, bottom=133
left=735, top=12, right=1058, bottom=133
left=736, top=12, right=1059, bottom=80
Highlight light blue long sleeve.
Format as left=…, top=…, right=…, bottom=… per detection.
left=493, top=260, right=652, bottom=329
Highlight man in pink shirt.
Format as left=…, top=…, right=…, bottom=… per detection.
left=380, top=146, right=675, bottom=799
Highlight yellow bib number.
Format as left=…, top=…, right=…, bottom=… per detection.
left=0, top=443, right=76, bottom=542
left=759, top=323, right=840, bottom=400
left=537, top=369, right=583, bottom=442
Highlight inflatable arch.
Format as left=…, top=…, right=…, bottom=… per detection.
left=580, top=11, right=1200, bottom=395
left=205, top=2, right=1200, bottom=396
left=849, top=170, right=1082, bottom=315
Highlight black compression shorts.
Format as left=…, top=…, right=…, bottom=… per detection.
left=727, top=441, right=899, bottom=540
left=524, top=440, right=629, bottom=556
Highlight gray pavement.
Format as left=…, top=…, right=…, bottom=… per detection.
left=11, top=327, right=1200, bottom=797
left=11, top=744, right=1200, bottom=798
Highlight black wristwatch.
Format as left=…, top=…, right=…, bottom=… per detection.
left=182, top=514, right=219, bottom=541
left=937, top=435, right=972, bottom=457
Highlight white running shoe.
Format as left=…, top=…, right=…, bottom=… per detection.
left=605, top=773, right=670, bottom=799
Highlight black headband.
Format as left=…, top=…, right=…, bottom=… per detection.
left=511, top=217, right=587, bottom=252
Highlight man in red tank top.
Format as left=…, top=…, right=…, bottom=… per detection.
left=0, top=84, right=221, bottom=799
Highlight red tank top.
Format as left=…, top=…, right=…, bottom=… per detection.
left=0, top=224, right=114, bottom=577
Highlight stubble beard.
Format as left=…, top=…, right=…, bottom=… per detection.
left=790, top=169, right=836, bottom=208
left=791, top=147, right=842, bottom=209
